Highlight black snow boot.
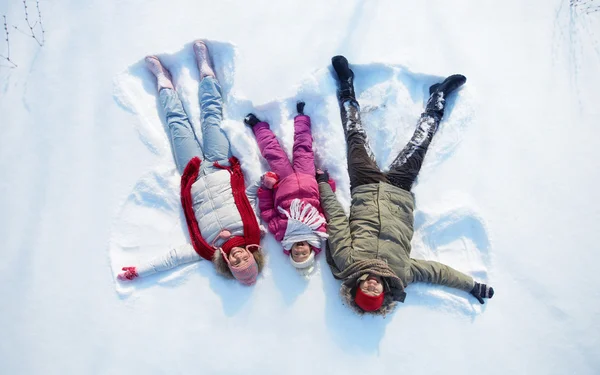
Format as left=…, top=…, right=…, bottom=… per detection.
left=429, top=74, right=467, bottom=96
left=244, top=113, right=261, bottom=127
left=332, top=55, right=355, bottom=100
left=296, top=101, right=305, bottom=115
left=426, top=74, right=467, bottom=119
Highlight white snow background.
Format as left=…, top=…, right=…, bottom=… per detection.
left=1, top=0, right=599, bottom=374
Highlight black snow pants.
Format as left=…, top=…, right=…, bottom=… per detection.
left=339, top=98, right=442, bottom=192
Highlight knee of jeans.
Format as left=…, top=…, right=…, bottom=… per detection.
left=201, top=111, right=223, bottom=126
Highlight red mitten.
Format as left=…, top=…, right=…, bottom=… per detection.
left=261, top=171, right=279, bottom=189
left=118, top=267, right=139, bottom=281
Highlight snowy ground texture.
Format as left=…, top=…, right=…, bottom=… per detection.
left=1, top=0, right=599, bottom=374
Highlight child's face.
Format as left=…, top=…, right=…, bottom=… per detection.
left=291, top=241, right=311, bottom=262
left=359, top=275, right=384, bottom=296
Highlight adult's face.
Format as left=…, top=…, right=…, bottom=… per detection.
left=359, top=275, right=384, bottom=296
left=229, top=247, right=252, bottom=268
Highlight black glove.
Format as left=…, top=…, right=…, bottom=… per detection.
left=244, top=113, right=260, bottom=127
left=470, top=282, right=494, bottom=304
left=315, top=169, right=329, bottom=184
left=297, top=101, right=305, bottom=115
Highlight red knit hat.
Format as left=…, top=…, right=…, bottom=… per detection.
left=355, top=288, right=385, bottom=312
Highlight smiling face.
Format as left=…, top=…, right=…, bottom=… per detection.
left=228, top=247, right=252, bottom=268
left=291, top=241, right=311, bottom=262
left=359, top=275, right=384, bottom=296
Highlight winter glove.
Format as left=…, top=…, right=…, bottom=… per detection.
left=244, top=113, right=261, bottom=127
left=261, top=171, right=279, bottom=189
left=316, top=169, right=329, bottom=184
left=470, top=282, right=494, bottom=304
left=296, top=101, right=305, bottom=115
left=118, top=267, right=139, bottom=281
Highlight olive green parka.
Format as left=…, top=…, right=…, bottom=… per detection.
left=319, top=181, right=474, bottom=314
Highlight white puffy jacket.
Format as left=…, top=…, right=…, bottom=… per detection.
left=192, top=169, right=253, bottom=247
left=134, top=170, right=260, bottom=278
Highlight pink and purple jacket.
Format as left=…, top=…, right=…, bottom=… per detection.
left=253, top=115, right=327, bottom=255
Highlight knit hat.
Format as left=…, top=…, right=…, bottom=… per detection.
left=289, top=250, right=316, bottom=276
left=220, top=248, right=259, bottom=286
left=278, top=199, right=329, bottom=250
left=354, top=288, right=385, bottom=312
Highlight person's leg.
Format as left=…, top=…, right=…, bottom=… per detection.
left=159, top=89, right=204, bottom=175
left=146, top=56, right=203, bottom=175
left=194, top=40, right=216, bottom=81
left=198, top=77, right=231, bottom=163
left=291, top=111, right=315, bottom=176
left=387, top=74, right=467, bottom=191
left=386, top=113, right=439, bottom=191
left=193, top=41, right=232, bottom=174
left=342, top=99, right=388, bottom=190
left=251, top=122, right=294, bottom=178
left=332, top=56, right=387, bottom=190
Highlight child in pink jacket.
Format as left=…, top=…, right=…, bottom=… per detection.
left=244, top=102, right=332, bottom=276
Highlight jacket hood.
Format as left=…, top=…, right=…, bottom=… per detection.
left=340, top=278, right=397, bottom=316
left=336, top=259, right=406, bottom=316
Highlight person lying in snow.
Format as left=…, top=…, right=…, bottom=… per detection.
left=243, top=103, right=334, bottom=276
left=118, top=40, right=265, bottom=286
left=318, top=55, right=494, bottom=314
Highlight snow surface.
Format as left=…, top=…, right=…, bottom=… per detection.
left=1, top=0, right=599, bottom=374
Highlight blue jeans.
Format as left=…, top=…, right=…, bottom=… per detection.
left=159, top=77, right=231, bottom=175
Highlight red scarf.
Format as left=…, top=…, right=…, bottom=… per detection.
left=180, top=157, right=261, bottom=260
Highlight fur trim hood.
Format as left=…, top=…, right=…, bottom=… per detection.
left=340, top=280, right=398, bottom=316
left=335, top=259, right=406, bottom=316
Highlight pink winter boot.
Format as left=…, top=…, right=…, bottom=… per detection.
left=193, top=40, right=216, bottom=80
left=145, top=55, right=175, bottom=91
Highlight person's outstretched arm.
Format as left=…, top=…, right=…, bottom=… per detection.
left=409, top=258, right=495, bottom=304
left=409, top=259, right=473, bottom=291
left=245, top=179, right=261, bottom=213
left=118, top=243, right=201, bottom=280
left=246, top=180, right=268, bottom=236
left=317, top=171, right=353, bottom=273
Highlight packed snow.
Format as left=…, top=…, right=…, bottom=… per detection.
left=1, top=0, right=599, bottom=374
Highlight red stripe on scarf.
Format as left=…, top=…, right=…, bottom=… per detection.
left=180, top=157, right=215, bottom=260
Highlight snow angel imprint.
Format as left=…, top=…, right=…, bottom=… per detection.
left=320, top=55, right=495, bottom=314
left=118, top=41, right=265, bottom=286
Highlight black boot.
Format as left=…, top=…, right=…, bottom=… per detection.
left=296, top=101, right=305, bottom=115
left=429, top=74, right=466, bottom=96
left=426, top=74, right=467, bottom=119
left=244, top=113, right=261, bottom=127
left=332, top=55, right=355, bottom=100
